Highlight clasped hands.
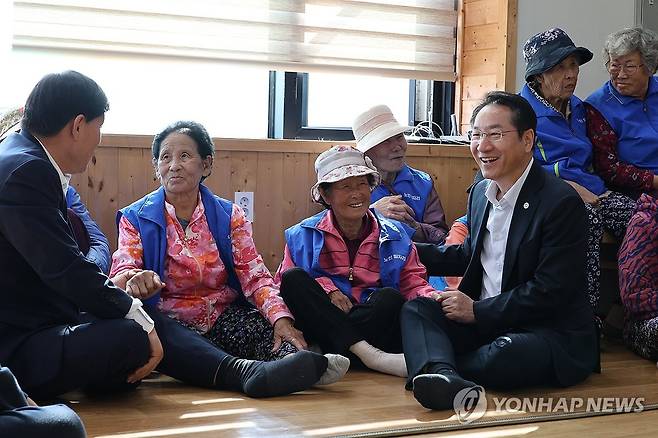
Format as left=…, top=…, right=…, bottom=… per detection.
left=113, top=269, right=165, bottom=300
left=432, top=288, right=475, bottom=324
left=371, top=195, right=419, bottom=230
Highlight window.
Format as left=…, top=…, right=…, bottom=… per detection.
left=7, top=1, right=458, bottom=139
left=268, top=72, right=455, bottom=140
left=2, top=48, right=270, bottom=137
left=12, top=0, right=457, bottom=80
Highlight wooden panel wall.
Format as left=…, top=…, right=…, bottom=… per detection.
left=70, top=136, right=477, bottom=271
left=455, top=0, right=518, bottom=132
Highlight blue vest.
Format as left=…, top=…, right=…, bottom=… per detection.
left=370, top=165, right=433, bottom=237
left=117, top=185, right=241, bottom=307
left=586, top=78, right=658, bottom=173
left=284, top=209, right=411, bottom=303
left=521, top=84, right=607, bottom=195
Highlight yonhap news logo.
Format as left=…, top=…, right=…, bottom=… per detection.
left=452, top=386, right=645, bottom=424
left=453, top=385, right=487, bottom=424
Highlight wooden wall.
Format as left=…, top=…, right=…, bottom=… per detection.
left=455, top=0, right=518, bottom=132
left=71, top=136, right=477, bottom=271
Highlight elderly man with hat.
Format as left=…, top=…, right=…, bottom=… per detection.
left=520, top=28, right=635, bottom=323
left=352, top=105, right=449, bottom=244
left=275, top=145, right=438, bottom=377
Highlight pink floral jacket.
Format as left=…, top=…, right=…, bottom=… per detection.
left=111, top=196, right=292, bottom=333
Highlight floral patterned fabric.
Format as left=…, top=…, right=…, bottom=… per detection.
left=111, top=196, right=292, bottom=334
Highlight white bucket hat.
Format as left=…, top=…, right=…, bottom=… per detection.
left=311, top=145, right=381, bottom=203
left=352, top=105, right=408, bottom=153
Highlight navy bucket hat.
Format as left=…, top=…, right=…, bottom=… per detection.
left=523, top=28, right=593, bottom=82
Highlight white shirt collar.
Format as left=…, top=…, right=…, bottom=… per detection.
left=484, top=158, right=534, bottom=208
left=35, top=136, right=71, bottom=196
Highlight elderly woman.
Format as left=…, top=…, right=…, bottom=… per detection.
left=519, top=28, right=636, bottom=321
left=110, top=121, right=347, bottom=397
left=276, top=145, right=437, bottom=377
left=586, top=27, right=658, bottom=199
left=351, top=105, right=449, bottom=244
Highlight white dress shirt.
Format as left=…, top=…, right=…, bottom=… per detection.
left=480, top=158, right=534, bottom=300
left=37, top=137, right=154, bottom=333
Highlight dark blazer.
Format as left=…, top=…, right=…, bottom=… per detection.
left=417, top=160, right=599, bottom=386
left=0, top=131, right=132, bottom=374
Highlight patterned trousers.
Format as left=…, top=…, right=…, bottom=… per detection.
left=584, top=192, right=635, bottom=317
left=203, top=304, right=297, bottom=362
left=624, top=317, right=658, bottom=361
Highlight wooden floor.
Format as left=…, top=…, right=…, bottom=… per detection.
left=67, top=340, right=658, bottom=438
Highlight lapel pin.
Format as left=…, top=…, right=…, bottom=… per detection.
left=523, top=202, right=529, bottom=209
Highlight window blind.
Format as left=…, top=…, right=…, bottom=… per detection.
left=13, top=0, right=457, bottom=80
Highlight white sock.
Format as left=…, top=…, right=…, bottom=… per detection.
left=316, top=354, right=350, bottom=385
left=349, top=341, right=408, bottom=377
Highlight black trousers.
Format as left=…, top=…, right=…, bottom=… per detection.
left=279, top=268, right=405, bottom=355
left=145, top=307, right=233, bottom=389
left=9, top=306, right=253, bottom=399
left=8, top=317, right=151, bottom=399
left=401, top=297, right=553, bottom=390
left=0, top=366, right=85, bottom=438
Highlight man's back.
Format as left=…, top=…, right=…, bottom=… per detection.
left=0, top=131, right=131, bottom=362
left=0, top=133, right=80, bottom=358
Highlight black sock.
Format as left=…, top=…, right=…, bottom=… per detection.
left=216, top=350, right=328, bottom=398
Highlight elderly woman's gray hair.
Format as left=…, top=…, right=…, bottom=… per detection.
left=604, top=26, right=658, bottom=74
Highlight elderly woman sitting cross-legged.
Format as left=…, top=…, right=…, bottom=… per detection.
left=276, top=145, right=438, bottom=377
left=110, top=121, right=348, bottom=397
left=520, top=28, right=636, bottom=322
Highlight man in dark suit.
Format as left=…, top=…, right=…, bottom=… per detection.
left=0, top=71, right=162, bottom=398
left=402, top=91, right=599, bottom=410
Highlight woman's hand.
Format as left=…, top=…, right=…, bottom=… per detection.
left=126, top=270, right=165, bottom=300
left=111, top=269, right=142, bottom=290
left=272, top=317, right=307, bottom=351
left=328, top=290, right=353, bottom=313
left=566, top=181, right=600, bottom=205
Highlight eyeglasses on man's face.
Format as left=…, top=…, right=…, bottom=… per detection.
left=606, top=62, right=645, bottom=75
left=467, top=130, right=518, bottom=143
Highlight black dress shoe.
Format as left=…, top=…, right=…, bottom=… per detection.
left=412, top=373, right=477, bottom=410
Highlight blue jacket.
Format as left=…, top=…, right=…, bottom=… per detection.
left=586, top=77, right=658, bottom=173
left=284, top=209, right=412, bottom=303
left=117, top=184, right=242, bottom=306
left=521, top=84, right=607, bottom=195
left=370, top=164, right=433, bottom=237
left=66, top=186, right=111, bottom=274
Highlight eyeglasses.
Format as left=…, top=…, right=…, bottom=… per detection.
left=606, top=62, right=645, bottom=75
left=467, top=130, right=518, bottom=143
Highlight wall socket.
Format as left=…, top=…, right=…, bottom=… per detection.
left=235, top=192, right=254, bottom=222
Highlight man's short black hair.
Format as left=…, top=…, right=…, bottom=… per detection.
left=22, top=71, right=109, bottom=137
left=470, top=91, right=537, bottom=138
